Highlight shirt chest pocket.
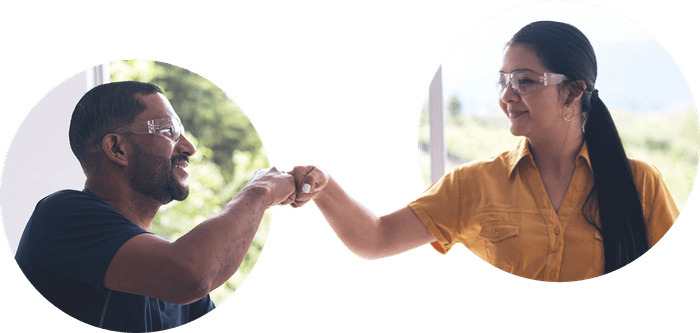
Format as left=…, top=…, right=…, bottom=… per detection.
left=479, top=223, right=520, bottom=273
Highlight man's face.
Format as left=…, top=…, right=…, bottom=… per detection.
left=128, top=141, right=189, bottom=204
left=126, top=93, right=196, bottom=204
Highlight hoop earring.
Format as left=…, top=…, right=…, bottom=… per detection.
left=562, top=105, right=575, bottom=122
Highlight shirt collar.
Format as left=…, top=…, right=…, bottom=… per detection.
left=506, top=138, right=593, bottom=178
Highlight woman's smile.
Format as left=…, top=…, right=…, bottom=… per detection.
left=508, top=110, right=528, bottom=119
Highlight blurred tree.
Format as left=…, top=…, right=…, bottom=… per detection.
left=447, top=95, right=463, bottom=125
left=447, top=95, right=462, bottom=118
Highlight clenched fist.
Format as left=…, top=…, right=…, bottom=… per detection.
left=245, top=167, right=297, bottom=208
left=288, top=166, right=329, bottom=208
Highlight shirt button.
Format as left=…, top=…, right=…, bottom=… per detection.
left=554, top=227, right=560, bottom=234
left=549, top=271, right=556, bottom=278
left=494, top=231, right=500, bottom=237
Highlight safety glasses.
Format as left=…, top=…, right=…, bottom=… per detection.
left=112, top=117, right=185, bottom=143
left=89, top=117, right=185, bottom=153
left=497, top=70, right=567, bottom=97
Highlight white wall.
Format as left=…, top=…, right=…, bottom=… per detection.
left=1, top=70, right=94, bottom=253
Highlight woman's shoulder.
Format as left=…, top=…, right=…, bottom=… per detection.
left=451, top=149, right=515, bottom=177
left=627, top=158, right=679, bottom=236
left=628, top=158, right=663, bottom=179
left=628, top=158, right=669, bottom=194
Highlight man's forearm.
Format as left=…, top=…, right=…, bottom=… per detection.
left=103, top=168, right=294, bottom=305
left=172, top=185, right=270, bottom=295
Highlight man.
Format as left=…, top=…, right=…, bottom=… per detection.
left=14, top=81, right=296, bottom=332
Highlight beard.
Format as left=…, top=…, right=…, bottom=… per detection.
left=128, top=143, right=190, bottom=204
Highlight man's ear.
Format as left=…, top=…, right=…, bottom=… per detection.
left=102, top=134, right=130, bottom=167
left=565, top=80, right=587, bottom=106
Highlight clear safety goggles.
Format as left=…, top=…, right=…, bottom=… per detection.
left=497, top=70, right=567, bottom=97
left=89, top=117, right=185, bottom=153
left=112, top=117, right=185, bottom=143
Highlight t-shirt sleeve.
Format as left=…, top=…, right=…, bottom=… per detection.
left=23, top=191, right=150, bottom=291
left=408, top=169, right=462, bottom=254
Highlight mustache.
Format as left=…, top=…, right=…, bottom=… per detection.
left=171, top=155, right=189, bottom=164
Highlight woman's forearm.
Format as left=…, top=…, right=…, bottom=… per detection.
left=313, top=177, right=386, bottom=259
left=289, top=166, right=435, bottom=259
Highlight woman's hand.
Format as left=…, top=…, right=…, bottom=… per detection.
left=288, top=166, right=329, bottom=208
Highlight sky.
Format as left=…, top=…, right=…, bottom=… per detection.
left=439, top=1, right=694, bottom=116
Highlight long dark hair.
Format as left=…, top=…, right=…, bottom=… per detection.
left=509, top=21, right=649, bottom=274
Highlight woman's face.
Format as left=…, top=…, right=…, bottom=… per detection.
left=498, top=43, right=569, bottom=139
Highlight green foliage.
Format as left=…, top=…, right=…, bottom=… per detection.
left=111, top=61, right=270, bottom=306
left=111, top=60, right=263, bottom=182
left=612, top=107, right=699, bottom=209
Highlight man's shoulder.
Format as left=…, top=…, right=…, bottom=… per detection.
left=30, top=189, right=122, bottom=229
left=37, top=189, right=106, bottom=210
left=41, top=189, right=93, bottom=201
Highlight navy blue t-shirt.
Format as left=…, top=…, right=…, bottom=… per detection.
left=15, top=190, right=215, bottom=332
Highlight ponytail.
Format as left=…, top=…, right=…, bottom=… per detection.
left=583, top=89, right=649, bottom=273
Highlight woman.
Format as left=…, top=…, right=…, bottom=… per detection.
left=290, top=21, right=678, bottom=282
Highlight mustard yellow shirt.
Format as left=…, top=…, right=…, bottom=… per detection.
left=408, top=138, right=678, bottom=282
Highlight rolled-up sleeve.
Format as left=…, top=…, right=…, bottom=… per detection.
left=408, top=169, right=462, bottom=254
